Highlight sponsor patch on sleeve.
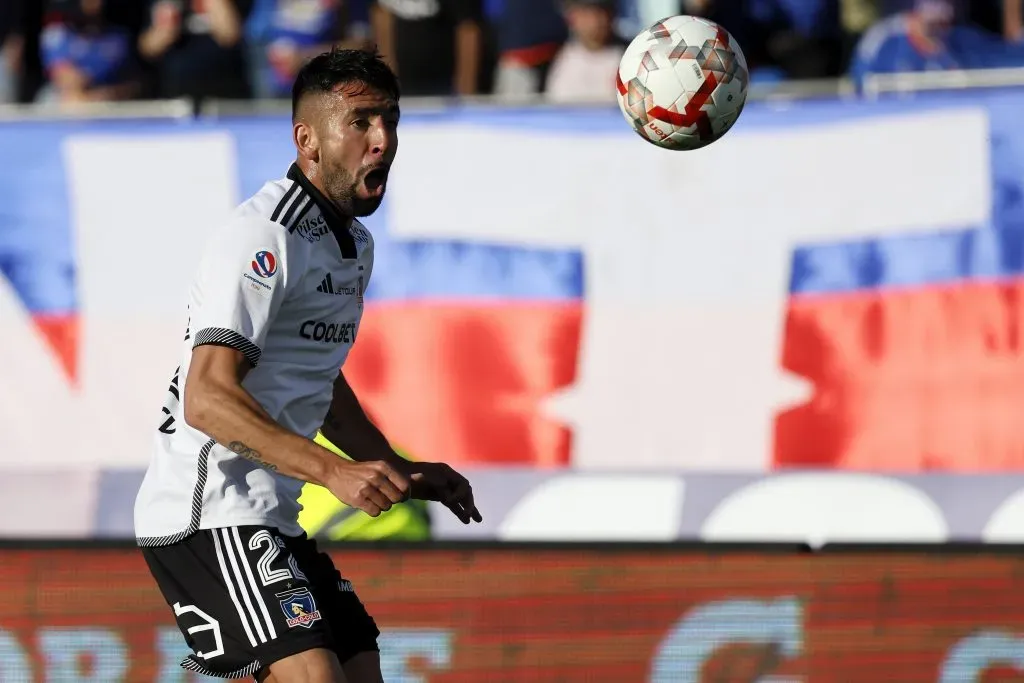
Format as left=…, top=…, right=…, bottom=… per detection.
left=251, top=250, right=278, bottom=278
left=243, top=249, right=278, bottom=299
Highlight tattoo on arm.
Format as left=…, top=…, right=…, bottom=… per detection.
left=226, top=441, right=278, bottom=471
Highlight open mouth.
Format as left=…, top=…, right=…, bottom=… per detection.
left=363, top=167, right=388, bottom=194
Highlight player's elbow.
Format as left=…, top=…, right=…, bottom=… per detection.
left=184, top=344, right=250, bottom=435
left=182, top=380, right=219, bottom=434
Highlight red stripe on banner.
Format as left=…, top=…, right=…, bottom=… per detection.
left=31, top=314, right=78, bottom=385
left=343, top=302, right=583, bottom=467
left=775, top=279, right=1024, bottom=472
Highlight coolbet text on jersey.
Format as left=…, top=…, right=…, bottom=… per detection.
left=134, top=164, right=373, bottom=545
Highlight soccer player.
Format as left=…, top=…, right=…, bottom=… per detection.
left=133, top=48, right=481, bottom=683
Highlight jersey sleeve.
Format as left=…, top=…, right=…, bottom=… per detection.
left=188, top=218, right=299, bottom=367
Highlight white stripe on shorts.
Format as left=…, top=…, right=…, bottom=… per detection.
left=231, top=527, right=278, bottom=640
left=219, top=528, right=269, bottom=644
left=211, top=529, right=259, bottom=648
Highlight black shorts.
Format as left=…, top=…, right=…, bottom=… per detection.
left=141, top=526, right=380, bottom=680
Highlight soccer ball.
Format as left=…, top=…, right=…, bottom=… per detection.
left=616, top=15, right=749, bottom=151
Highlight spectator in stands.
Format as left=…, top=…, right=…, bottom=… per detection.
left=371, top=0, right=484, bottom=96
left=139, top=0, right=253, bottom=101
left=545, top=0, right=626, bottom=103
left=1004, top=0, right=1024, bottom=41
left=38, top=0, right=140, bottom=104
left=851, top=0, right=1024, bottom=88
left=747, top=0, right=843, bottom=78
left=1, top=0, right=44, bottom=103
left=0, top=0, right=20, bottom=102
left=247, top=0, right=371, bottom=98
left=1003, top=0, right=1019, bottom=40
left=491, top=0, right=567, bottom=97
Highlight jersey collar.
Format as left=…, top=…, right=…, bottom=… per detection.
left=287, top=163, right=358, bottom=259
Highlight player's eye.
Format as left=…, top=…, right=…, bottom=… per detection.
left=352, top=118, right=370, bottom=130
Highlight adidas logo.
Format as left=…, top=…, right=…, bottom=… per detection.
left=316, top=273, right=342, bottom=295
left=317, top=272, right=362, bottom=299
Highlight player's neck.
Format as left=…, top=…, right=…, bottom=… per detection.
left=292, top=161, right=354, bottom=229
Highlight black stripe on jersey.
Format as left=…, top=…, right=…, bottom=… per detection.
left=285, top=196, right=314, bottom=233
left=280, top=193, right=310, bottom=229
left=193, top=328, right=262, bottom=368
left=135, top=439, right=216, bottom=547
left=270, top=182, right=300, bottom=222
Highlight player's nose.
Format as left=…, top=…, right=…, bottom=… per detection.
left=368, top=123, right=394, bottom=158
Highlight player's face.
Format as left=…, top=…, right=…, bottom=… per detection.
left=566, top=6, right=613, bottom=48
left=317, top=82, right=399, bottom=217
left=915, top=0, right=953, bottom=32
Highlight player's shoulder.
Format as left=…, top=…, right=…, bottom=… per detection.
left=213, top=176, right=319, bottom=253
left=235, top=175, right=315, bottom=234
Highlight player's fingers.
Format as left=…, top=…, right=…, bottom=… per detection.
left=442, top=488, right=475, bottom=524
left=443, top=499, right=472, bottom=524
left=374, top=474, right=406, bottom=504
left=359, top=482, right=393, bottom=514
left=374, top=462, right=411, bottom=499
left=357, top=498, right=383, bottom=518
left=451, top=478, right=482, bottom=523
left=458, top=482, right=481, bottom=522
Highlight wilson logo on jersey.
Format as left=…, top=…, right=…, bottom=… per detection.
left=251, top=250, right=278, bottom=278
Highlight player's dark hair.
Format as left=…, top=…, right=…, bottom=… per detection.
left=292, top=48, right=400, bottom=120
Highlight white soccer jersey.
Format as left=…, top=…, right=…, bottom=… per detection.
left=135, top=164, right=374, bottom=545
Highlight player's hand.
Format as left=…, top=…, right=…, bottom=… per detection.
left=325, top=460, right=411, bottom=518
left=408, top=462, right=483, bottom=524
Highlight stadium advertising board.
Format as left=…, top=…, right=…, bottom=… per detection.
left=2, top=547, right=1024, bottom=682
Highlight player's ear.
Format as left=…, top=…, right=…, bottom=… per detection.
left=293, top=120, right=319, bottom=164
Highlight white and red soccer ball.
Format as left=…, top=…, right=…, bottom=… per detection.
left=616, top=15, right=749, bottom=151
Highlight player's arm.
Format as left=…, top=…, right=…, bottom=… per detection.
left=321, top=371, right=482, bottom=523
left=185, top=346, right=409, bottom=518
left=182, top=219, right=408, bottom=517
left=320, top=370, right=413, bottom=475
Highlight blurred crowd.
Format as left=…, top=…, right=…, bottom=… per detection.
left=1, top=0, right=1024, bottom=108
